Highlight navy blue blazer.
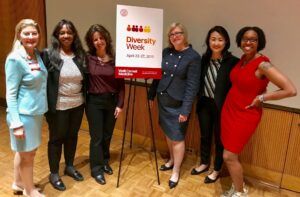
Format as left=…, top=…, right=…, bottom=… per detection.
left=149, top=46, right=201, bottom=115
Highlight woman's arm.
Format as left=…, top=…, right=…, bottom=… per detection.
left=259, top=61, right=297, bottom=101
left=246, top=61, right=297, bottom=108
left=5, top=56, right=24, bottom=131
left=180, top=55, right=201, bottom=116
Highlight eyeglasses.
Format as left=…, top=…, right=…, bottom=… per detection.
left=241, top=38, right=258, bottom=43
left=169, top=31, right=184, bottom=38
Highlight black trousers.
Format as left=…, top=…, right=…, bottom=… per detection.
left=86, top=94, right=117, bottom=176
left=197, top=96, right=223, bottom=171
left=46, top=104, right=84, bottom=173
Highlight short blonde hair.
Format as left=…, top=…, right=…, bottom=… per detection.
left=11, top=19, right=41, bottom=52
left=167, top=22, right=189, bottom=48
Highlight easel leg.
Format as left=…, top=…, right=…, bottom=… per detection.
left=117, top=79, right=133, bottom=187
left=130, top=79, right=136, bottom=148
left=145, top=79, right=160, bottom=185
left=117, top=79, right=160, bottom=187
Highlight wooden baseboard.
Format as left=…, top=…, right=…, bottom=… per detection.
left=281, top=174, right=300, bottom=192
left=242, top=163, right=282, bottom=186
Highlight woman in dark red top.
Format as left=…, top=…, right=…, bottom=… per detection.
left=85, top=24, right=125, bottom=185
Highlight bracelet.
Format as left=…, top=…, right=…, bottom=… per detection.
left=258, top=94, right=265, bottom=102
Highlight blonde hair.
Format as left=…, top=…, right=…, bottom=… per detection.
left=11, top=19, right=41, bottom=52
left=167, top=22, right=189, bottom=48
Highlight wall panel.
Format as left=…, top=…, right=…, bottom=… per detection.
left=281, top=114, right=300, bottom=192
left=0, top=0, right=46, bottom=99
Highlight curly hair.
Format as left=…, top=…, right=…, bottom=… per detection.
left=48, top=19, right=85, bottom=64
left=85, top=24, right=114, bottom=59
left=236, top=26, right=266, bottom=52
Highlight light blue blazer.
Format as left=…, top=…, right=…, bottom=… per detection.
left=5, top=48, right=48, bottom=129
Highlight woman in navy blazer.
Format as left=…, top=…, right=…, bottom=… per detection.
left=5, top=19, right=47, bottom=197
left=149, top=22, right=201, bottom=189
left=190, top=26, right=239, bottom=183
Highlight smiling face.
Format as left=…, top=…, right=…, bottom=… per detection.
left=19, top=26, right=39, bottom=51
left=209, top=31, right=226, bottom=56
left=169, top=26, right=186, bottom=50
left=92, top=31, right=107, bottom=52
left=241, top=30, right=258, bottom=56
left=58, top=24, right=74, bottom=50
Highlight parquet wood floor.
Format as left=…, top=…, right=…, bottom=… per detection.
left=0, top=107, right=299, bottom=197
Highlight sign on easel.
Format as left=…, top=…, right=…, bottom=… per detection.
left=115, top=5, right=163, bottom=79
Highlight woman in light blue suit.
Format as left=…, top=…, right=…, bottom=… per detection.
left=5, top=19, right=47, bottom=197
left=148, top=23, right=201, bottom=189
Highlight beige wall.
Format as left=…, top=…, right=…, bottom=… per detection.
left=45, top=0, right=300, bottom=108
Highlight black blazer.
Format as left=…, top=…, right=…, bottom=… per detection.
left=198, top=52, right=239, bottom=111
left=41, top=49, right=87, bottom=113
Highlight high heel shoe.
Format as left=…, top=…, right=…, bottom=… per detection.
left=168, top=174, right=179, bottom=189
left=12, top=183, right=23, bottom=195
left=23, top=189, right=45, bottom=197
left=168, top=179, right=178, bottom=189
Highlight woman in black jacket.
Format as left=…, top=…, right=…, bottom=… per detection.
left=41, top=19, right=86, bottom=191
left=191, top=26, right=239, bottom=183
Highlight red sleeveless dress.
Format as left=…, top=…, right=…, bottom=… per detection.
left=221, top=55, right=270, bottom=154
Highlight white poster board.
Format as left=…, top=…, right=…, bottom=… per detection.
left=115, top=5, right=163, bottom=79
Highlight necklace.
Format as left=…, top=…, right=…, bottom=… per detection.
left=60, top=49, right=74, bottom=56
left=26, top=53, right=37, bottom=63
left=97, top=54, right=110, bottom=63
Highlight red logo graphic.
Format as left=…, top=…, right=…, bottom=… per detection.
left=126, top=25, right=151, bottom=33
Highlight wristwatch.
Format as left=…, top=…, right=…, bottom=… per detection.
left=258, top=94, right=265, bottom=102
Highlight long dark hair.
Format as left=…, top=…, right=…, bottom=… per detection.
left=203, top=26, right=231, bottom=60
left=85, top=24, right=114, bottom=59
left=48, top=19, right=85, bottom=64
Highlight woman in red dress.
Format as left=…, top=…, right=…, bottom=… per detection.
left=221, top=27, right=297, bottom=197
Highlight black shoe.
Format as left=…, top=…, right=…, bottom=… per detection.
left=190, top=166, right=209, bottom=175
left=159, top=164, right=174, bottom=171
left=204, top=174, right=219, bottom=184
left=93, top=173, right=106, bottom=185
left=49, top=174, right=66, bottom=191
left=103, top=164, right=113, bottom=175
left=64, top=167, right=84, bottom=181
left=168, top=179, right=178, bottom=189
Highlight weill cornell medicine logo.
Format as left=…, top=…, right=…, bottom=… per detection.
left=120, top=9, right=128, bottom=17
left=127, top=25, right=151, bottom=33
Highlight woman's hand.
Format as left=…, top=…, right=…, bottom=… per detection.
left=13, top=126, right=25, bottom=139
left=114, top=107, right=123, bottom=118
left=178, top=114, right=188, bottom=122
left=245, top=96, right=263, bottom=109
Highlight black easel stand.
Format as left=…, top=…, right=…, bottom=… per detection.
left=117, top=78, right=160, bottom=187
